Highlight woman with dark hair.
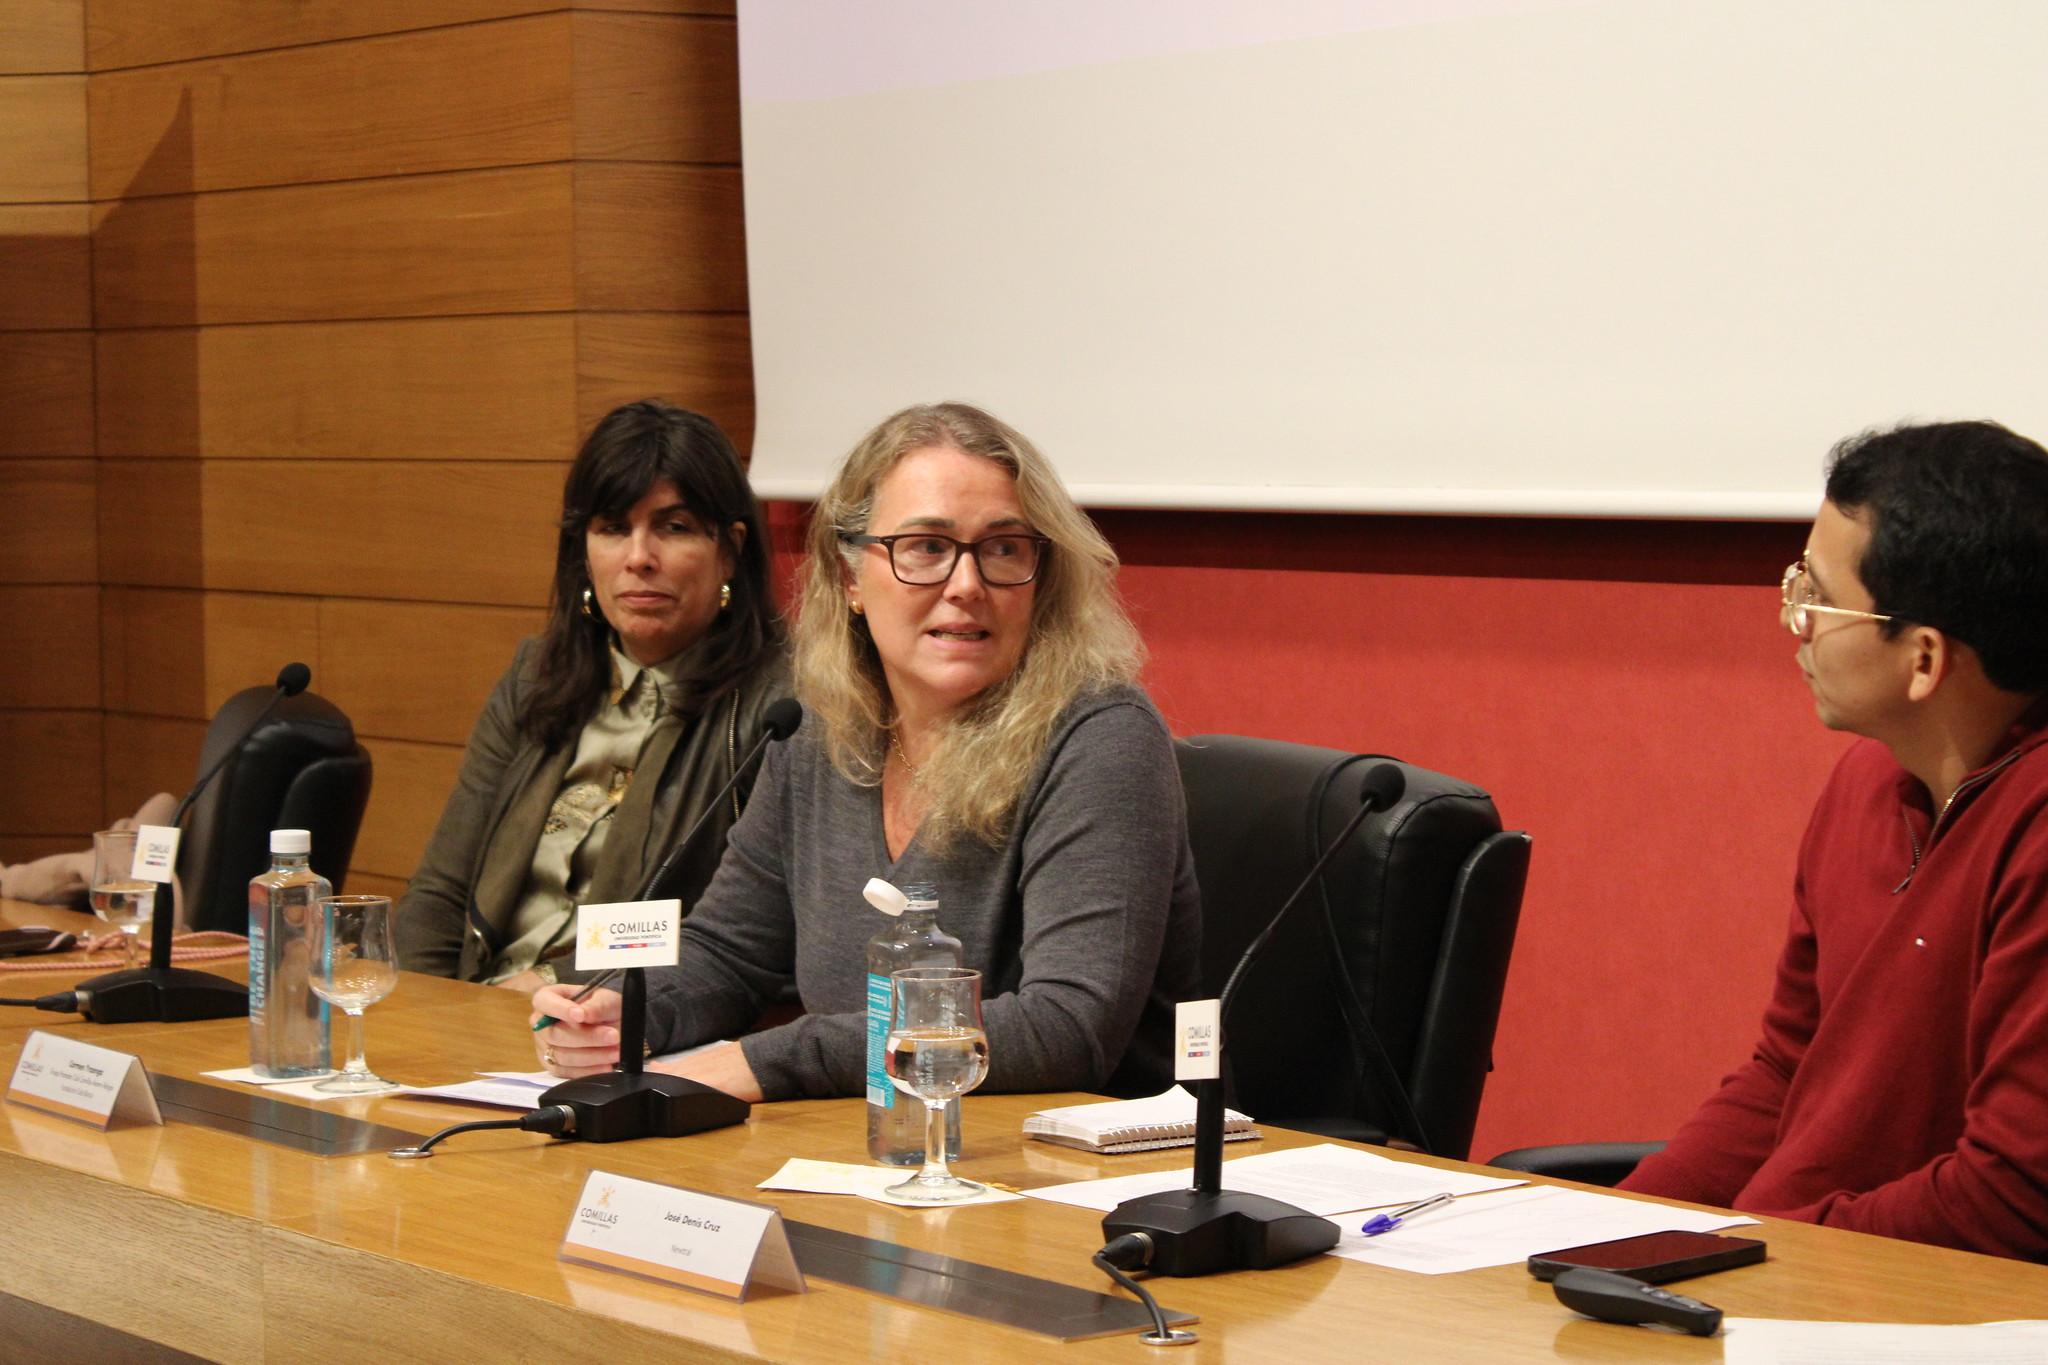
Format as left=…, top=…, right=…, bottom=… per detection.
left=396, top=401, right=788, bottom=993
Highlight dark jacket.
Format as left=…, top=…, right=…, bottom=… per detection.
left=394, top=636, right=791, bottom=983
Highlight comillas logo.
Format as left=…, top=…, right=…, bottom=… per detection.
left=579, top=1187, right=621, bottom=1226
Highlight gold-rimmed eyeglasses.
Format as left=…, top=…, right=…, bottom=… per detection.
left=1780, top=560, right=1895, bottom=639
left=844, top=532, right=1050, bottom=587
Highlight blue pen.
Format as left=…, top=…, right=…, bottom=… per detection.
left=1360, top=1192, right=1455, bottom=1236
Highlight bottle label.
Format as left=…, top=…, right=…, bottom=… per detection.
left=247, top=921, right=267, bottom=1015
left=865, top=971, right=894, bottom=1108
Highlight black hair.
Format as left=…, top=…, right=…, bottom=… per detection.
left=1825, top=419, right=2048, bottom=695
left=522, top=400, right=781, bottom=747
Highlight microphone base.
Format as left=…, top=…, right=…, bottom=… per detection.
left=75, top=967, right=250, bottom=1024
left=539, top=1070, right=751, bottom=1143
left=1103, top=1188, right=1339, bottom=1277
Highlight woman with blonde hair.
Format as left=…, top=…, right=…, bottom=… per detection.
left=531, top=402, right=1200, bottom=1103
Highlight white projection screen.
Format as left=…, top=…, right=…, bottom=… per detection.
left=737, top=1, right=2048, bottom=517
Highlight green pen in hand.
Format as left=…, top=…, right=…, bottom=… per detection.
left=530, top=968, right=621, bottom=1032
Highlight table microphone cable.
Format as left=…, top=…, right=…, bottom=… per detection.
left=389, top=1104, right=578, bottom=1159
left=0, top=991, right=81, bottom=1013
left=2, top=930, right=250, bottom=974
left=1094, top=1232, right=1196, bottom=1347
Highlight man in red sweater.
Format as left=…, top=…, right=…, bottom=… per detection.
left=1621, top=420, right=2048, bottom=1259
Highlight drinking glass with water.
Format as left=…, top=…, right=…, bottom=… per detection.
left=89, top=829, right=154, bottom=970
left=883, top=967, right=990, bottom=1203
left=309, top=895, right=399, bottom=1095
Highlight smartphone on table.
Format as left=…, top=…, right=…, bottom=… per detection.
left=1528, top=1230, right=1766, bottom=1284
left=0, top=927, right=79, bottom=959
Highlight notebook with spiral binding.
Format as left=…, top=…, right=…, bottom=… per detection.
left=1022, top=1086, right=1259, bottom=1154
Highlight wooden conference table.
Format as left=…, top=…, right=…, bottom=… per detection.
left=5, top=897, right=2048, bottom=1363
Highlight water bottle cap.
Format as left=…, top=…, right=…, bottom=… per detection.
left=270, top=829, right=311, bottom=855
left=863, top=877, right=908, bottom=918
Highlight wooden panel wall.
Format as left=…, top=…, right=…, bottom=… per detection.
left=0, top=1, right=97, bottom=867
left=0, top=2, right=749, bottom=896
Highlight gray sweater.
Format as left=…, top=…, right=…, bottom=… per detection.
left=645, top=684, right=1202, bottom=1100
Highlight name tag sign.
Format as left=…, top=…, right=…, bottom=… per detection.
left=574, top=899, right=682, bottom=972
left=7, top=1030, right=164, bottom=1130
left=132, top=824, right=181, bottom=883
left=1175, top=999, right=1222, bottom=1082
left=559, top=1169, right=806, bottom=1301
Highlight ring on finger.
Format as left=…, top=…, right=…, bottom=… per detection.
left=544, top=1043, right=556, bottom=1066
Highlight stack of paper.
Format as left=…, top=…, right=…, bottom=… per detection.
left=1022, top=1144, right=1764, bottom=1276
left=1022, top=1142, right=1521, bottom=1217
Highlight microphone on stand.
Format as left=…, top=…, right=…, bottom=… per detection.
left=538, top=697, right=801, bottom=1143
left=1101, top=763, right=1408, bottom=1276
left=71, top=663, right=315, bottom=1025
left=636, top=696, right=803, bottom=904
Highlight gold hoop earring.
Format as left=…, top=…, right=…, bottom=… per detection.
left=580, top=587, right=595, bottom=619
left=718, top=582, right=732, bottom=611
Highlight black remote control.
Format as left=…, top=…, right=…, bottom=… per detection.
left=1552, top=1266, right=1723, bottom=1336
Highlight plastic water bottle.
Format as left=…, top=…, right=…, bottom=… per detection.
left=248, top=829, right=333, bottom=1077
left=865, top=878, right=963, bottom=1164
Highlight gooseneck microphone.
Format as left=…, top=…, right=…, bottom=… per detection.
left=70, top=663, right=317, bottom=1025
left=636, top=695, right=804, bottom=903
left=1100, top=762, right=1408, bottom=1277
left=536, top=697, right=802, bottom=1144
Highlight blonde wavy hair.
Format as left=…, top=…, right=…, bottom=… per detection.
left=793, top=402, right=1143, bottom=847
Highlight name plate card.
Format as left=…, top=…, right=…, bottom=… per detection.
left=132, top=824, right=181, bottom=883
left=558, top=1170, right=806, bottom=1301
left=7, top=1030, right=164, bottom=1129
left=1175, top=998, right=1222, bottom=1081
left=574, top=899, right=682, bottom=972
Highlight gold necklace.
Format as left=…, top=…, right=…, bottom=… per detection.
left=890, top=728, right=920, bottom=779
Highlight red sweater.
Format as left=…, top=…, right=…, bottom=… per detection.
left=1622, top=716, right=2048, bottom=1258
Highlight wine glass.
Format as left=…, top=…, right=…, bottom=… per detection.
left=88, top=829, right=155, bottom=970
left=309, top=895, right=398, bottom=1094
left=883, top=968, right=989, bottom=1203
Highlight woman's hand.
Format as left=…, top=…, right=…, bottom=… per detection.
left=531, top=984, right=623, bottom=1077
left=494, top=969, right=549, bottom=997
left=649, top=1041, right=765, bottom=1104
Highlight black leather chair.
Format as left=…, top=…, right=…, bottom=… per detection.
left=1486, top=1142, right=1665, bottom=1186
left=1176, top=734, right=1531, bottom=1161
left=176, top=686, right=373, bottom=932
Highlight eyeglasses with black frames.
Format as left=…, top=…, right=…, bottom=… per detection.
left=844, top=532, right=1051, bottom=587
left=1780, top=559, right=1895, bottom=640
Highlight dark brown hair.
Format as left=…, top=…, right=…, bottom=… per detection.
left=521, top=401, right=781, bottom=747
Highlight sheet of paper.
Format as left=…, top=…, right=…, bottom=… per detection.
left=399, top=1047, right=737, bottom=1113
left=1020, top=1142, right=1520, bottom=1216
left=1722, top=1317, right=2048, bottom=1364
left=759, top=1157, right=1022, bottom=1208
left=1329, top=1183, right=1757, bottom=1275
left=203, top=1066, right=331, bottom=1087
left=244, top=1075, right=404, bottom=1103
left=413, top=1045, right=735, bottom=1109
left=404, top=1077, right=552, bottom=1109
